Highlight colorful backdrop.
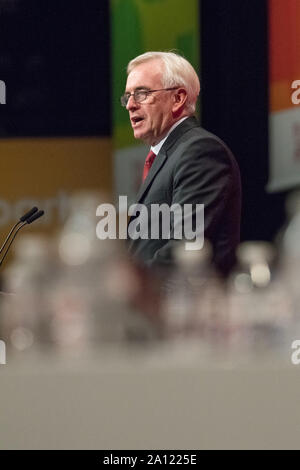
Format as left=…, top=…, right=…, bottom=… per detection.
left=268, top=0, right=300, bottom=191
left=111, top=0, right=200, bottom=203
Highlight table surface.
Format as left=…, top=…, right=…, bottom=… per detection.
left=0, top=343, right=299, bottom=450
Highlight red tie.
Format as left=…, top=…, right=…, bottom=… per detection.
left=142, top=150, right=156, bottom=182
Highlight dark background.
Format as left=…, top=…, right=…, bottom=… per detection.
left=201, top=0, right=286, bottom=243
left=0, top=0, right=287, bottom=242
left=0, top=0, right=110, bottom=136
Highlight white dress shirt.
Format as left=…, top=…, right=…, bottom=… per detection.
left=150, top=116, right=189, bottom=155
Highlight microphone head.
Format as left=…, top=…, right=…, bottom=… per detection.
left=19, top=206, right=38, bottom=222
left=26, top=210, right=45, bottom=225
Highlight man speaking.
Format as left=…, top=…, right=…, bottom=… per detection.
left=121, top=51, right=241, bottom=276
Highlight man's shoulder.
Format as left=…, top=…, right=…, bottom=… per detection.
left=163, top=117, right=234, bottom=164
left=164, top=116, right=228, bottom=153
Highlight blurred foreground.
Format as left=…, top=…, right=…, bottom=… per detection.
left=1, top=190, right=300, bottom=364
left=1, top=191, right=300, bottom=449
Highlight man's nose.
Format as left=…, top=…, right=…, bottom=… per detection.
left=126, top=94, right=139, bottom=111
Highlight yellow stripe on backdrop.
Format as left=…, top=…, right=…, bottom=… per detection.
left=0, top=137, right=112, bottom=241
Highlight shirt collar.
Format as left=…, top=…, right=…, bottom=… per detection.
left=150, top=116, right=189, bottom=155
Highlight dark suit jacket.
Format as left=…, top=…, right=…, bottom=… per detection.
left=128, top=116, right=241, bottom=276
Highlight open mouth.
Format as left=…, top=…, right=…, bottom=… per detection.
left=131, top=116, right=144, bottom=126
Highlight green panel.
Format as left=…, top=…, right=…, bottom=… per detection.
left=111, top=0, right=200, bottom=149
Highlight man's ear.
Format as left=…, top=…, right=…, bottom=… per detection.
left=172, top=88, right=188, bottom=115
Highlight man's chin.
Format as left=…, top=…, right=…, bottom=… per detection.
left=133, top=129, right=149, bottom=143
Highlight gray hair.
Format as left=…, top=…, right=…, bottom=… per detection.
left=127, top=51, right=200, bottom=114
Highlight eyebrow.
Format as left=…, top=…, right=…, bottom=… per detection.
left=125, top=86, right=151, bottom=93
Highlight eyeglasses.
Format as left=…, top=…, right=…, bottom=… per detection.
left=120, top=87, right=178, bottom=107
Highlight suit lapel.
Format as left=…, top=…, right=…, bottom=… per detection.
left=128, top=116, right=200, bottom=233
left=134, top=116, right=200, bottom=204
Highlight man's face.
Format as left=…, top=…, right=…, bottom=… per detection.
left=125, top=60, right=176, bottom=146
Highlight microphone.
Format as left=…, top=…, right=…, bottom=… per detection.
left=0, top=206, right=38, bottom=255
left=19, top=206, right=39, bottom=223
left=0, top=208, right=44, bottom=267
left=26, top=210, right=44, bottom=225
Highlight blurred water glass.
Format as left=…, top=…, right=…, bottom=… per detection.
left=1, top=189, right=300, bottom=366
